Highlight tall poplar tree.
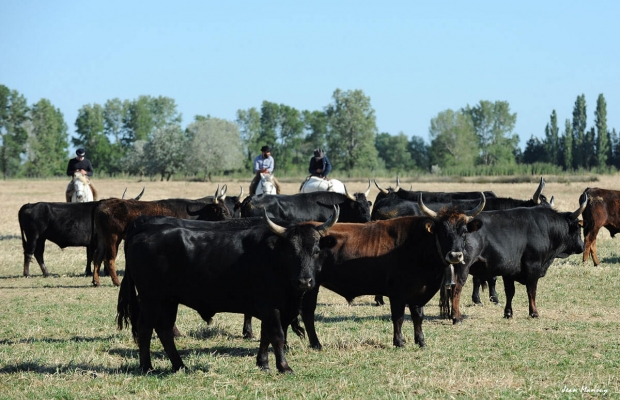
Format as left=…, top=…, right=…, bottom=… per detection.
left=25, top=99, right=69, bottom=176
left=544, top=110, right=560, bottom=165
left=595, top=93, right=609, bottom=168
left=561, top=119, right=573, bottom=170
left=74, top=103, right=113, bottom=174
left=0, top=85, right=29, bottom=178
left=571, top=94, right=587, bottom=169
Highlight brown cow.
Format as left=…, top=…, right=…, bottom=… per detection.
left=92, top=186, right=231, bottom=287
left=581, top=187, right=620, bottom=266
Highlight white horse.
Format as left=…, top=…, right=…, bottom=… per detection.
left=299, top=176, right=346, bottom=194
left=70, top=172, right=95, bottom=202
left=255, top=173, right=277, bottom=195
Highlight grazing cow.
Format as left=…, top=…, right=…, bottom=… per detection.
left=580, top=187, right=620, bottom=266
left=241, top=182, right=372, bottom=223
left=243, top=194, right=486, bottom=349
left=18, top=189, right=144, bottom=278
left=117, top=208, right=339, bottom=373
left=443, top=193, right=588, bottom=323
left=92, top=186, right=231, bottom=287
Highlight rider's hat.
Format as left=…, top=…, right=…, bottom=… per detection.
left=261, top=145, right=271, bottom=152
left=76, top=148, right=86, bottom=157
left=314, top=148, right=324, bottom=158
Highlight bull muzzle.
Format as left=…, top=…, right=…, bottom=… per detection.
left=445, top=251, right=464, bottom=264
left=297, top=277, right=314, bottom=291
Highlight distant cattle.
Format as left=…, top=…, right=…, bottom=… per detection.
left=241, top=182, right=372, bottom=223
left=580, top=187, right=620, bottom=266
left=443, top=193, right=587, bottom=323
left=117, top=208, right=339, bottom=373
left=92, top=186, right=231, bottom=286
left=18, top=189, right=143, bottom=278
left=244, top=194, right=486, bottom=350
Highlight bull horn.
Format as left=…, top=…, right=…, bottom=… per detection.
left=394, top=176, right=401, bottom=192
left=532, top=177, right=545, bottom=204
left=570, top=193, right=588, bottom=220
left=213, top=185, right=220, bottom=204
left=264, top=209, right=286, bottom=237
left=317, top=205, right=340, bottom=235
left=465, top=193, right=486, bottom=220
left=364, top=179, right=371, bottom=197
left=134, top=187, right=145, bottom=200
left=418, top=193, right=437, bottom=218
left=549, top=196, right=555, bottom=207
left=238, top=186, right=244, bottom=198
left=220, top=184, right=228, bottom=197
left=374, top=179, right=388, bottom=194
left=344, top=185, right=356, bottom=201
left=122, top=188, right=127, bottom=199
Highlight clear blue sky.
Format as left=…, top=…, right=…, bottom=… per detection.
left=2, top=1, right=618, bottom=150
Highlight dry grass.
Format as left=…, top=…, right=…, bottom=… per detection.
left=1, top=175, right=619, bottom=398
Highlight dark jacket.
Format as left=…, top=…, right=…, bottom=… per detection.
left=308, top=155, right=332, bottom=177
left=66, top=157, right=94, bottom=177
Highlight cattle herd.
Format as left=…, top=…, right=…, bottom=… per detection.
left=16, top=177, right=620, bottom=373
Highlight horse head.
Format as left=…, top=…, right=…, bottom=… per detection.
left=71, top=172, right=94, bottom=202
left=257, top=173, right=277, bottom=195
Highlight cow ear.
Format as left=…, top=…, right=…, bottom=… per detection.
left=425, top=220, right=435, bottom=234
left=319, top=236, right=337, bottom=249
left=367, top=200, right=373, bottom=206
left=467, top=219, right=483, bottom=233
left=578, top=219, right=584, bottom=227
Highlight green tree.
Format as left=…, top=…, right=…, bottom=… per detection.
left=120, top=140, right=147, bottom=176
left=544, top=110, right=560, bottom=165
left=0, top=85, right=29, bottom=178
left=523, top=135, right=546, bottom=164
left=428, top=109, right=478, bottom=168
left=325, top=89, right=378, bottom=171
left=595, top=93, right=609, bottom=168
left=302, top=110, right=329, bottom=152
left=561, top=119, right=573, bottom=170
left=185, top=118, right=243, bottom=180
left=274, top=104, right=304, bottom=171
left=103, top=98, right=128, bottom=145
left=572, top=94, right=587, bottom=169
left=375, top=132, right=413, bottom=171
left=610, top=128, right=620, bottom=168
left=408, top=135, right=431, bottom=171
left=25, top=99, right=69, bottom=177
left=463, top=100, right=518, bottom=165
left=74, top=103, right=114, bottom=174
left=144, top=125, right=187, bottom=181
left=236, top=107, right=261, bottom=171
left=121, top=95, right=182, bottom=146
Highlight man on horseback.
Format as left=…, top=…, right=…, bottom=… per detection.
left=308, top=148, right=332, bottom=179
left=249, top=145, right=281, bottom=195
left=66, top=148, right=96, bottom=202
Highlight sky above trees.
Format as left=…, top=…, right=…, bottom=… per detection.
left=1, top=1, right=618, bottom=150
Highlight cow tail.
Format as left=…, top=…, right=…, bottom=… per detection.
left=439, top=285, right=451, bottom=319
left=116, top=269, right=139, bottom=342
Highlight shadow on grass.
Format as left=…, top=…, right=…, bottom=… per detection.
left=0, top=361, right=210, bottom=376
left=0, top=335, right=118, bottom=346
left=0, top=234, right=20, bottom=241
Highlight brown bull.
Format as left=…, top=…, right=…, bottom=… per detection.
left=581, top=187, right=620, bottom=266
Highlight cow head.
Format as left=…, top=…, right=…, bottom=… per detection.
left=187, top=185, right=233, bottom=221
left=555, top=192, right=588, bottom=258
left=419, top=193, right=486, bottom=285
left=342, top=182, right=372, bottom=222
left=264, top=206, right=339, bottom=291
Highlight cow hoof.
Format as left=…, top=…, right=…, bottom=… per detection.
left=504, top=313, right=513, bottom=319
left=310, top=343, right=323, bottom=351
left=452, top=319, right=463, bottom=325
left=530, top=313, right=539, bottom=318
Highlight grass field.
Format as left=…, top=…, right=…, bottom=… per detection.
left=1, top=176, right=619, bottom=399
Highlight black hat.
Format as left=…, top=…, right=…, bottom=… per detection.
left=76, top=148, right=86, bottom=157
left=314, top=148, right=324, bottom=158
left=261, top=145, right=271, bottom=152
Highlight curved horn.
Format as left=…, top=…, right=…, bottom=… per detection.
left=394, top=176, right=401, bottom=192
left=418, top=194, right=437, bottom=218
left=122, top=188, right=127, bottom=199
left=220, top=184, right=228, bottom=197
left=374, top=179, right=388, bottom=194
left=364, top=179, right=371, bottom=197
left=134, top=187, right=145, bottom=200
left=344, top=185, right=356, bottom=201
left=549, top=196, right=555, bottom=207
left=465, top=192, right=486, bottom=220
left=213, top=184, right=220, bottom=204
left=264, top=208, right=287, bottom=237
left=570, top=193, right=588, bottom=220
left=316, top=205, right=340, bottom=235
left=532, top=177, right=545, bottom=204
left=238, top=186, right=244, bottom=198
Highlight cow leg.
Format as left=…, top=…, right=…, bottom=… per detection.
left=105, top=237, right=123, bottom=286
left=583, top=226, right=601, bottom=266
left=374, top=295, right=385, bottom=306
left=487, top=276, right=501, bottom=305
left=503, top=278, right=516, bottom=319
left=471, top=276, right=483, bottom=305
left=243, top=314, right=254, bottom=339
left=154, top=303, right=185, bottom=371
left=33, top=240, right=50, bottom=277
left=390, top=298, right=406, bottom=347
left=258, top=312, right=293, bottom=374
left=451, top=282, right=464, bottom=324
left=84, top=243, right=94, bottom=276
left=136, top=309, right=156, bottom=373
left=526, top=279, right=540, bottom=318
left=409, top=305, right=426, bottom=348
left=299, top=287, right=322, bottom=350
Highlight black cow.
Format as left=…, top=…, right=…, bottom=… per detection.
left=244, top=194, right=487, bottom=349
left=197, top=184, right=245, bottom=218
left=117, top=208, right=339, bottom=373
left=240, top=183, right=372, bottom=223
left=18, top=188, right=144, bottom=278
left=443, top=193, right=588, bottom=323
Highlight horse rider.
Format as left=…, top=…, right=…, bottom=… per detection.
left=66, top=148, right=96, bottom=202
left=308, top=148, right=332, bottom=179
left=249, top=145, right=281, bottom=195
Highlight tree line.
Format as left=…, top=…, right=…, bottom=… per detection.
left=1, top=83, right=617, bottom=180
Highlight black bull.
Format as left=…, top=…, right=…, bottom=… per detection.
left=443, top=193, right=588, bottom=324
left=243, top=194, right=487, bottom=350
left=117, top=208, right=339, bottom=374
